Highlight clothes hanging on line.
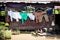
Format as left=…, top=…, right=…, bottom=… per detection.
left=41, top=9, right=49, bottom=22
left=46, top=8, right=53, bottom=15
left=8, top=10, right=22, bottom=22
left=54, top=9, right=60, bottom=14
left=8, top=10, right=13, bottom=21
left=20, top=11, right=28, bottom=24
left=27, top=13, right=35, bottom=20
left=40, top=14, right=49, bottom=22
left=33, top=11, right=42, bottom=23
left=12, top=11, right=22, bottom=22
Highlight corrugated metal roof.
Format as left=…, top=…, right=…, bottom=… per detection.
left=0, top=0, right=60, bottom=3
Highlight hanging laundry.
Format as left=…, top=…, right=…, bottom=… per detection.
left=8, top=10, right=13, bottom=21
left=27, top=13, right=35, bottom=20
left=46, top=8, right=53, bottom=16
left=20, top=11, right=28, bottom=24
left=42, top=10, right=49, bottom=22
left=42, top=14, right=49, bottom=22
left=8, top=9, right=21, bottom=22
left=54, top=9, right=60, bottom=14
left=12, top=11, right=21, bottom=22
left=33, top=10, right=42, bottom=23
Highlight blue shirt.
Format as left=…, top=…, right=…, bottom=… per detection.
left=46, top=9, right=53, bottom=16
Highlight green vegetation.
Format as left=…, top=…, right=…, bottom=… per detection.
left=5, top=23, right=9, bottom=27
left=3, top=30, right=12, bottom=39
left=0, top=26, right=8, bottom=31
left=0, top=22, right=5, bottom=26
left=12, top=29, right=20, bottom=35
left=0, top=21, right=12, bottom=39
left=0, top=11, right=6, bottom=16
left=0, top=31, right=4, bottom=39
left=16, top=29, right=20, bottom=34
left=20, top=31, right=31, bottom=34
left=0, top=26, right=12, bottom=39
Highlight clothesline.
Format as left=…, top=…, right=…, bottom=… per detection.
left=7, top=6, right=53, bottom=24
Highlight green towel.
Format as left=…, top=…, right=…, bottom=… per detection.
left=20, top=11, right=28, bottom=24
left=54, top=9, right=60, bottom=14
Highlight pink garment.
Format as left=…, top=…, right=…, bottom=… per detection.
left=34, top=12, right=42, bottom=23
left=34, top=11, right=49, bottom=23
